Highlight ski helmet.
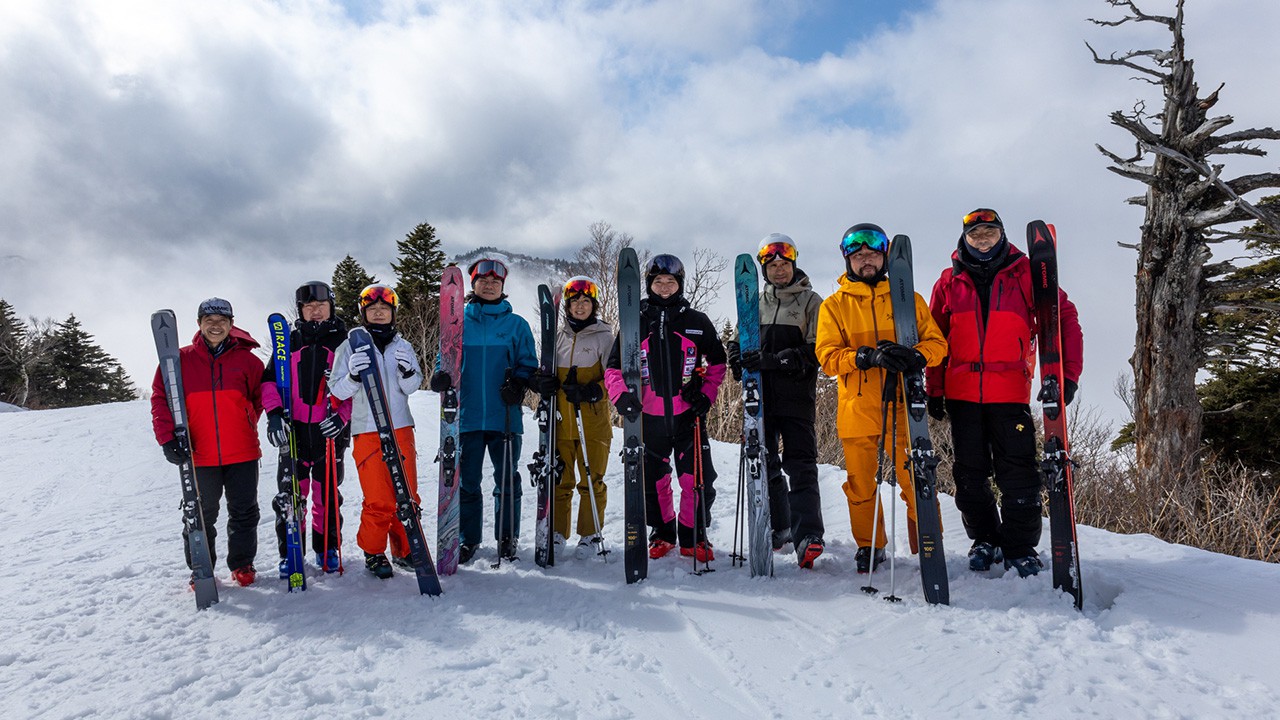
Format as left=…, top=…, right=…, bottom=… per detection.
left=197, top=297, right=234, bottom=320
left=645, top=254, right=685, bottom=295
left=295, top=281, right=335, bottom=317
left=467, top=257, right=509, bottom=283
left=562, top=275, right=600, bottom=302
left=358, top=284, right=399, bottom=323
left=757, top=233, right=798, bottom=266
left=839, top=224, right=889, bottom=256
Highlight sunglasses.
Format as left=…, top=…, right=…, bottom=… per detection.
left=563, top=278, right=600, bottom=301
left=359, top=285, right=399, bottom=309
left=469, top=258, right=509, bottom=281
left=839, top=228, right=889, bottom=256
left=757, top=241, right=797, bottom=266
left=963, top=209, right=1000, bottom=226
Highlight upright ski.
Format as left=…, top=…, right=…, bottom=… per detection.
left=269, top=313, right=306, bottom=592
left=733, top=254, right=773, bottom=578
left=436, top=266, right=465, bottom=575
left=530, top=284, right=561, bottom=568
left=886, top=235, right=950, bottom=605
left=349, top=327, right=443, bottom=596
left=617, top=247, right=647, bottom=584
left=151, top=310, right=219, bottom=610
left=1027, top=220, right=1083, bottom=610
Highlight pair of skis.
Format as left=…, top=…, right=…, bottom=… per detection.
left=268, top=314, right=307, bottom=593
left=530, top=285, right=562, bottom=568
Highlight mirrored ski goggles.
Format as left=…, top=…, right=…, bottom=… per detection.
left=469, top=258, right=509, bottom=281
left=563, top=277, right=600, bottom=301
left=839, top=228, right=889, bottom=256
left=757, top=241, right=797, bottom=266
left=359, top=285, right=399, bottom=309
left=962, top=209, right=1002, bottom=227
left=296, top=282, right=333, bottom=305
left=647, top=254, right=684, bottom=277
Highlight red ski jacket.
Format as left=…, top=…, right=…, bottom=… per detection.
left=927, top=245, right=1082, bottom=404
left=151, top=327, right=265, bottom=467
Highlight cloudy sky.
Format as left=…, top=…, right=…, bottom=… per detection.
left=3, top=0, right=1278, bottom=425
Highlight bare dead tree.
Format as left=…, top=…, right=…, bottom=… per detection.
left=570, top=221, right=638, bottom=327
left=1089, top=0, right=1280, bottom=485
left=684, top=246, right=728, bottom=315
left=0, top=316, right=58, bottom=407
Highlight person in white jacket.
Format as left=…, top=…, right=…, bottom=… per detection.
left=329, top=284, right=423, bottom=579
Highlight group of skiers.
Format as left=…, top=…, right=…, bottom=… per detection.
left=150, top=207, right=1083, bottom=589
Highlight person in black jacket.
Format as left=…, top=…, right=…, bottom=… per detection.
left=604, top=254, right=729, bottom=562
left=261, top=282, right=353, bottom=577
left=728, top=234, right=827, bottom=568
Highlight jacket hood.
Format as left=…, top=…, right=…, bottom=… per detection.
left=189, top=325, right=260, bottom=352
left=465, top=297, right=515, bottom=319
left=834, top=272, right=886, bottom=298
left=766, top=268, right=813, bottom=301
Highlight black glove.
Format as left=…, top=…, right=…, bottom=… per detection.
left=927, top=396, right=946, bottom=421
left=775, top=348, right=803, bottom=374
left=1064, top=379, right=1078, bottom=406
left=162, top=437, right=190, bottom=465
left=429, top=371, right=452, bottom=392
left=854, top=345, right=888, bottom=371
left=529, top=371, right=560, bottom=397
left=726, top=341, right=742, bottom=382
left=563, top=381, right=603, bottom=405
left=319, top=414, right=346, bottom=439
left=499, top=375, right=528, bottom=406
left=266, top=410, right=288, bottom=448
left=741, top=349, right=779, bottom=372
left=614, top=391, right=642, bottom=421
left=680, top=379, right=712, bottom=416
left=878, top=340, right=927, bottom=372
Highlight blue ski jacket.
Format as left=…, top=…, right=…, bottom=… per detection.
left=458, top=298, right=538, bottom=434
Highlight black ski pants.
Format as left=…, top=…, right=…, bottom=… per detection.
left=946, top=400, right=1042, bottom=559
left=643, top=412, right=717, bottom=548
left=187, top=460, right=259, bottom=571
left=274, top=426, right=347, bottom=558
left=763, top=414, right=825, bottom=543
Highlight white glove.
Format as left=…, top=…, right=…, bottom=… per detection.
left=394, top=345, right=417, bottom=376
left=347, top=350, right=371, bottom=380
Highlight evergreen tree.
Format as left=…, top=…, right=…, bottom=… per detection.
left=0, top=299, right=26, bottom=405
left=30, top=315, right=136, bottom=409
left=391, top=222, right=448, bottom=375
left=332, top=255, right=378, bottom=329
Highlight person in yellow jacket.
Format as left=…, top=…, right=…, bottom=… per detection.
left=815, top=224, right=948, bottom=573
left=552, top=276, right=614, bottom=557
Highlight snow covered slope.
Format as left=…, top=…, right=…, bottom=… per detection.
left=1, top=398, right=1276, bottom=718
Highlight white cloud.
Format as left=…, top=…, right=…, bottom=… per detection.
left=1, top=0, right=1276, bottom=425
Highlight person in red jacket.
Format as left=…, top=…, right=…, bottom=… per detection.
left=151, top=298, right=265, bottom=587
left=926, top=209, right=1084, bottom=578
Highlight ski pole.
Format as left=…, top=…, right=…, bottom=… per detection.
left=884, top=372, right=902, bottom=604
left=861, top=372, right=895, bottom=596
left=691, top=415, right=713, bottom=575
left=732, top=441, right=746, bottom=568
left=575, top=401, right=609, bottom=561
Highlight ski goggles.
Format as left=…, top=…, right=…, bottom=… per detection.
left=295, top=281, right=333, bottom=305
left=468, top=258, right=509, bottom=282
left=563, top=277, right=600, bottom=301
left=757, top=241, right=798, bottom=266
left=647, top=254, right=685, bottom=278
left=962, top=208, right=1003, bottom=232
left=358, top=285, right=399, bottom=309
left=839, top=228, right=889, bottom=256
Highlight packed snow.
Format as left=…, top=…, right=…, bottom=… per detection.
left=1, top=396, right=1277, bottom=719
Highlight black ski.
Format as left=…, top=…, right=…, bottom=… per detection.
left=887, top=234, right=950, bottom=605
left=617, top=247, right=647, bottom=583
left=1028, top=220, right=1083, bottom=610
left=349, top=327, right=442, bottom=596
left=151, top=310, right=219, bottom=610
left=530, top=284, right=560, bottom=568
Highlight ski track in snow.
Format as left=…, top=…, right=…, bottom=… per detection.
left=1, top=398, right=1277, bottom=719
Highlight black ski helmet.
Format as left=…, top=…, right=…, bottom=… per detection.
left=295, top=281, right=336, bottom=316
left=645, top=254, right=685, bottom=294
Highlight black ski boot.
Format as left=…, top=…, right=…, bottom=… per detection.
left=364, top=552, right=393, bottom=580
left=459, top=544, right=479, bottom=565
left=968, top=541, right=1003, bottom=572
left=855, top=546, right=886, bottom=574
left=499, top=537, right=519, bottom=561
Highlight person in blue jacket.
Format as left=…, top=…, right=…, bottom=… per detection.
left=430, top=257, right=538, bottom=564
